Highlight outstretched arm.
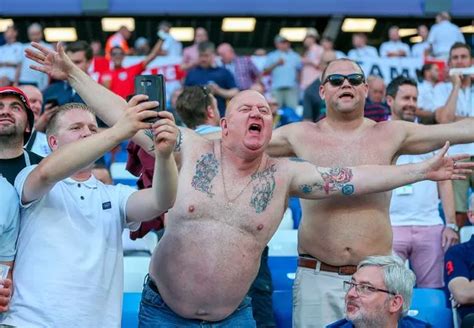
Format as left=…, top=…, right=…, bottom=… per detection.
left=289, top=142, right=473, bottom=199
left=21, top=99, right=159, bottom=204
left=126, top=111, right=179, bottom=222
left=25, top=42, right=155, bottom=152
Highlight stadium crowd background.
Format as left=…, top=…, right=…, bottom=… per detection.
left=0, top=0, right=473, bottom=327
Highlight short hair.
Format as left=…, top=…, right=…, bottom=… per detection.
left=6, top=24, right=18, bottom=32
left=159, top=21, right=172, bottom=30
left=176, top=86, right=212, bottom=129
left=198, top=41, right=215, bottom=54
left=320, top=58, right=365, bottom=83
left=449, top=42, right=472, bottom=60
left=46, top=103, right=94, bottom=136
left=421, top=63, right=435, bottom=77
left=358, top=255, right=416, bottom=316
left=386, top=76, right=417, bottom=98
left=65, top=41, right=93, bottom=61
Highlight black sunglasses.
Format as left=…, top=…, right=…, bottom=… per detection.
left=323, top=73, right=365, bottom=87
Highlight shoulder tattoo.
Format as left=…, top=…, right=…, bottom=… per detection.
left=191, top=153, right=219, bottom=197
left=250, top=164, right=277, bottom=213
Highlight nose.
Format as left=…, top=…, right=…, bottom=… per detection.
left=80, top=126, right=93, bottom=138
left=346, top=285, right=358, bottom=298
left=249, top=106, right=262, bottom=117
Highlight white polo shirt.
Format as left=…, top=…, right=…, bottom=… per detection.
left=348, top=46, right=379, bottom=60
left=0, top=42, right=23, bottom=82
left=390, top=152, right=444, bottom=226
left=417, top=80, right=437, bottom=112
left=411, top=41, right=430, bottom=58
left=2, top=165, right=138, bottom=328
left=0, top=177, right=19, bottom=262
left=379, top=41, right=411, bottom=57
left=427, top=21, right=465, bottom=59
left=433, top=82, right=474, bottom=155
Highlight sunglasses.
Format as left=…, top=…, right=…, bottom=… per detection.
left=323, top=73, right=365, bottom=87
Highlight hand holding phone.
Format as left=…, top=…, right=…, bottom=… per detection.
left=134, top=74, right=166, bottom=123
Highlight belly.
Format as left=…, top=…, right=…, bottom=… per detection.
left=298, top=193, right=393, bottom=266
left=149, top=222, right=263, bottom=321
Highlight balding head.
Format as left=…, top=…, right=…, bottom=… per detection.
left=367, top=76, right=386, bottom=103
left=217, top=43, right=235, bottom=64
left=19, top=85, right=43, bottom=120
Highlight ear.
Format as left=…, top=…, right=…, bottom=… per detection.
left=388, top=295, right=404, bottom=315
left=207, top=105, right=215, bottom=119
left=48, top=134, right=59, bottom=151
left=220, top=117, right=228, bottom=136
left=386, top=95, right=394, bottom=108
left=319, top=84, right=326, bottom=100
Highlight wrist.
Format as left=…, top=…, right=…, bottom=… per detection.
left=446, top=223, right=459, bottom=232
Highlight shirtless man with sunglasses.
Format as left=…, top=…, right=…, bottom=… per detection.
left=268, top=58, right=474, bottom=326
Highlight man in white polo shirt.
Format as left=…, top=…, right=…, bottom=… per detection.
left=435, top=42, right=474, bottom=228
left=1, top=99, right=178, bottom=327
left=0, top=177, right=19, bottom=315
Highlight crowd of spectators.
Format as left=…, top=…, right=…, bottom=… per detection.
left=0, top=11, right=472, bottom=328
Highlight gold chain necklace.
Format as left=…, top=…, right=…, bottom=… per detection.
left=220, top=142, right=263, bottom=209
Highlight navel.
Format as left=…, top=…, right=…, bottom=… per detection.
left=188, top=205, right=195, bottom=213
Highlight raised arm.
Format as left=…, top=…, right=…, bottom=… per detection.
left=21, top=99, right=159, bottom=204
left=125, top=111, right=179, bottom=222
left=396, top=118, right=474, bottom=155
left=266, top=123, right=297, bottom=157
left=25, top=42, right=155, bottom=152
left=289, top=142, right=473, bottom=199
left=434, top=74, right=464, bottom=123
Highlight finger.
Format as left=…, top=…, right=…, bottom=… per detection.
left=437, top=141, right=449, bottom=157
left=451, top=154, right=471, bottom=161
left=442, top=236, right=446, bottom=247
left=127, top=94, right=149, bottom=106
left=153, top=125, right=177, bottom=136
left=136, top=110, right=159, bottom=121
left=29, top=64, right=49, bottom=74
left=153, top=118, right=176, bottom=127
left=453, top=169, right=473, bottom=175
left=2, top=279, right=11, bottom=288
left=57, top=42, right=67, bottom=58
left=133, top=101, right=159, bottom=113
left=31, top=41, right=52, bottom=54
left=453, top=162, right=474, bottom=169
left=451, top=175, right=467, bottom=180
left=25, top=48, right=45, bottom=62
left=157, top=110, right=175, bottom=121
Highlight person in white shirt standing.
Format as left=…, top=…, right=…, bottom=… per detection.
left=1, top=99, right=178, bottom=328
left=348, top=33, right=379, bottom=61
left=434, top=42, right=474, bottom=228
left=387, top=76, right=459, bottom=288
left=427, top=11, right=465, bottom=60
left=380, top=26, right=411, bottom=58
left=0, top=25, right=22, bottom=87
left=411, top=25, right=431, bottom=58
left=157, top=21, right=182, bottom=57
left=416, top=63, right=440, bottom=123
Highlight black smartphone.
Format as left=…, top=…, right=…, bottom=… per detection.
left=134, top=74, right=166, bottom=123
left=44, top=96, right=59, bottom=108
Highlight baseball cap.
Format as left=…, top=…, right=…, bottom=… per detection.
left=274, top=34, right=289, bottom=43
left=0, top=86, right=35, bottom=145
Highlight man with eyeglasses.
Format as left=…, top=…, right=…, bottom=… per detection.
left=327, top=255, right=429, bottom=328
left=268, top=57, right=474, bottom=326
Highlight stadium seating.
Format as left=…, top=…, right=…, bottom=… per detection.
left=460, top=226, right=474, bottom=243
left=111, top=162, right=139, bottom=187
left=122, top=292, right=142, bottom=328
left=409, top=288, right=453, bottom=328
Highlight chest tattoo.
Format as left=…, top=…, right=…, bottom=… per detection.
left=191, top=153, right=219, bottom=197
left=250, top=164, right=277, bottom=213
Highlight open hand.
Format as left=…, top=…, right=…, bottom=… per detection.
left=0, top=278, right=12, bottom=312
left=25, top=42, right=73, bottom=81
left=424, top=142, right=474, bottom=181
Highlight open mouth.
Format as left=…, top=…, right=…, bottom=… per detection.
left=339, top=92, right=354, bottom=100
left=248, top=123, right=262, bottom=133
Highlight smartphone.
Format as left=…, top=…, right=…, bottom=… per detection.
left=44, top=96, right=59, bottom=108
left=134, top=74, right=166, bottom=123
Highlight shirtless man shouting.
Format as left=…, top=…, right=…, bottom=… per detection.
left=268, top=58, right=474, bottom=326
left=25, top=43, right=473, bottom=326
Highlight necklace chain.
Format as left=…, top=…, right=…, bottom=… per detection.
left=220, top=143, right=262, bottom=207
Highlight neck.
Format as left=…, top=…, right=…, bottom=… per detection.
left=325, top=109, right=366, bottom=131
left=220, top=141, right=264, bottom=175
left=0, top=137, right=24, bottom=158
left=71, top=169, right=93, bottom=182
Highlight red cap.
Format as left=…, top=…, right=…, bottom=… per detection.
left=0, top=86, right=35, bottom=145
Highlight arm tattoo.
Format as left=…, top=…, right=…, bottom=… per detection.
left=144, top=129, right=155, bottom=152
left=298, top=167, right=355, bottom=196
left=174, top=128, right=183, bottom=152
left=191, top=153, right=219, bottom=197
left=250, top=164, right=276, bottom=213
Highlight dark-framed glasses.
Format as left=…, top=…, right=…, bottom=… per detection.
left=343, top=280, right=396, bottom=296
left=323, top=73, right=365, bottom=87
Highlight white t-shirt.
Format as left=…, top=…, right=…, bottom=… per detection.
left=0, top=177, right=19, bottom=262
left=161, top=34, right=183, bottom=57
left=19, top=42, right=53, bottom=91
left=29, top=131, right=51, bottom=157
left=427, top=21, right=465, bottom=59
left=1, top=165, right=138, bottom=328
left=432, top=82, right=474, bottom=155
left=0, top=42, right=23, bottom=82
left=379, top=41, right=411, bottom=57
left=411, top=41, right=430, bottom=58
left=348, top=46, right=379, bottom=60
left=390, top=152, right=444, bottom=226
left=417, top=80, right=437, bottom=112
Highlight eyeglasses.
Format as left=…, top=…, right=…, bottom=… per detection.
left=343, top=281, right=396, bottom=296
left=323, top=73, right=365, bottom=87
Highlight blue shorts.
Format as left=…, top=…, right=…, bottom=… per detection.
left=138, top=276, right=256, bottom=327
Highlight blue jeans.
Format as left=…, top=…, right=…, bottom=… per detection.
left=139, top=277, right=256, bottom=327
